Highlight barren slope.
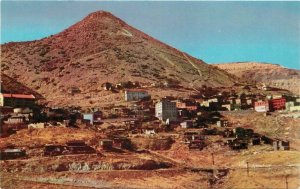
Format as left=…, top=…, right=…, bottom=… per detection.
left=0, top=73, right=43, bottom=98
left=1, top=11, right=237, bottom=107
left=215, top=62, right=300, bottom=95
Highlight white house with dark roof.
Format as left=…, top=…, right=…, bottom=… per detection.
left=124, top=89, right=150, bottom=101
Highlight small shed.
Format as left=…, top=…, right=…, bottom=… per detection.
left=216, top=120, right=228, bottom=127
left=180, top=120, right=194, bottom=129
left=273, top=139, right=290, bottom=151
left=0, top=148, right=26, bottom=160
left=144, top=128, right=156, bottom=135
left=99, top=139, right=113, bottom=150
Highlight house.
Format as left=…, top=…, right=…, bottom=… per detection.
left=0, top=106, right=14, bottom=115
left=65, top=140, right=96, bottom=154
left=269, top=98, right=286, bottom=111
left=99, top=139, right=113, bottom=150
left=188, top=140, right=205, bottom=150
left=124, top=89, right=150, bottom=101
left=111, top=137, right=133, bottom=150
left=246, top=99, right=253, bottom=106
left=68, top=87, right=81, bottom=95
left=155, top=100, right=177, bottom=122
left=221, top=104, right=232, bottom=111
left=290, top=106, right=300, bottom=111
left=175, top=101, right=186, bottom=109
left=4, top=116, right=26, bottom=125
left=180, top=120, right=194, bottom=129
left=216, top=120, right=228, bottom=127
left=28, top=122, right=46, bottom=129
left=175, top=100, right=197, bottom=112
left=111, top=106, right=131, bottom=117
left=202, top=98, right=221, bottom=110
left=273, top=139, right=289, bottom=151
left=101, top=82, right=113, bottom=91
left=254, top=101, right=269, bottom=112
left=83, top=113, right=94, bottom=125
left=13, top=108, right=33, bottom=121
left=44, top=144, right=66, bottom=156
left=124, top=119, right=139, bottom=130
left=228, top=139, right=248, bottom=150
left=0, top=93, right=36, bottom=108
left=0, top=148, right=26, bottom=160
left=183, top=131, right=204, bottom=143
left=235, top=98, right=241, bottom=105
left=251, top=134, right=261, bottom=145
left=83, top=111, right=102, bottom=125
left=285, top=101, right=295, bottom=111
left=186, top=105, right=197, bottom=111
left=144, top=128, right=156, bottom=135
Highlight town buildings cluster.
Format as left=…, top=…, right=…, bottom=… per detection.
left=0, top=87, right=298, bottom=160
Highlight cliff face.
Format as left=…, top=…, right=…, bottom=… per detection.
left=215, top=62, right=300, bottom=95
left=1, top=11, right=237, bottom=107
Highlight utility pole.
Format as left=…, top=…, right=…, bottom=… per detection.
left=246, top=162, right=249, bottom=176
left=285, top=175, right=288, bottom=189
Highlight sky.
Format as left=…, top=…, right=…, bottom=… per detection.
left=1, top=1, right=300, bottom=69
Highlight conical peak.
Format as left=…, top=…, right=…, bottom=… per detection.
left=85, top=11, right=116, bottom=20
left=76, top=10, right=127, bottom=29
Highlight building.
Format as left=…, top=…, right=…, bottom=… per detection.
left=180, top=120, right=194, bottom=129
left=99, top=139, right=113, bottom=150
left=273, top=139, right=290, bottom=151
left=290, top=106, right=300, bottom=111
left=175, top=101, right=197, bottom=111
left=0, top=148, right=26, bottom=160
left=124, top=90, right=150, bottom=101
left=101, top=82, right=113, bottom=91
left=285, top=101, right=294, bottom=111
left=175, top=101, right=186, bottom=109
left=83, top=111, right=102, bottom=125
left=269, top=98, right=286, bottom=111
left=4, top=116, right=26, bottom=125
left=222, top=104, right=232, bottom=111
left=216, top=120, right=229, bottom=127
left=155, top=100, right=177, bottom=122
left=144, top=128, right=156, bottom=135
left=28, top=123, right=46, bottom=129
left=0, top=93, right=36, bottom=108
left=254, top=101, right=269, bottom=112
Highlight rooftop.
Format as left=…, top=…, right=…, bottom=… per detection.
left=1, top=93, right=35, bottom=99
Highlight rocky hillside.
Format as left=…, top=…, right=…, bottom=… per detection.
left=1, top=11, right=238, bottom=107
left=215, top=62, right=300, bottom=95
left=1, top=74, right=43, bottom=98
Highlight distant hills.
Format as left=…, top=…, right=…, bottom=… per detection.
left=215, top=62, right=300, bottom=95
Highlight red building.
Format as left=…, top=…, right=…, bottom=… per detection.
left=269, top=98, right=286, bottom=111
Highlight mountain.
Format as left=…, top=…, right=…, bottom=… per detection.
left=1, top=11, right=238, bottom=108
left=215, top=62, right=300, bottom=95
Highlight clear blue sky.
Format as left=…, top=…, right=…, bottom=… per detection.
left=1, top=1, right=300, bottom=69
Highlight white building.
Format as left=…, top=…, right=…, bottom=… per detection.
left=124, top=90, right=150, bottom=101
left=254, top=101, right=269, bottom=112
left=155, top=100, right=177, bottom=122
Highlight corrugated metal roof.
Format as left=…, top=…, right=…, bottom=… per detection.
left=1, top=93, right=35, bottom=99
left=3, top=149, right=23, bottom=153
left=125, top=89, right=148, bottom=93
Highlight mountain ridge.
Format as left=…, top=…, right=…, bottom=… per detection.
left=215, top=62, right=300, bottom=95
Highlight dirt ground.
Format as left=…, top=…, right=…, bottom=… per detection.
left=1, top=111, right=300, bottom=188
left=1, top=169, right=209, bottom=189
